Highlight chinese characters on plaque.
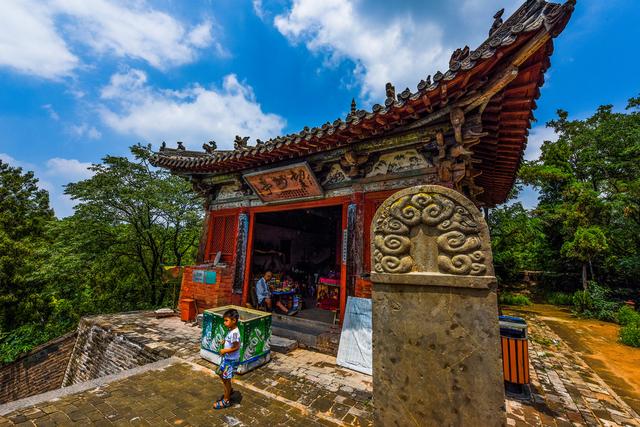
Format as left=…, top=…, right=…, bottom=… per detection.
left=243, top=162, right=323, bottom=202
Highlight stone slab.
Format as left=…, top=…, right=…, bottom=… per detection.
left=373, top=283, right=505, bottom=426
left=269, top=335, right=298, bottom=354
left=369, top=185, right=505, bottom=426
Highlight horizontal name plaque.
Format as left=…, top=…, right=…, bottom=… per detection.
left=244, top=162, right=323, bottom=203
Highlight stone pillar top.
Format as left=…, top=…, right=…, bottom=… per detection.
left=370, top=185, right=495, bottom=288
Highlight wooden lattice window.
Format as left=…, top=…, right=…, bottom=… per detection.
left=207, top=213, right=238, bottom=263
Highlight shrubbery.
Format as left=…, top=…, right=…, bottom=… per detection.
left=618, top=305, right=640, bottom=348
left=618, top=305, right=640, bottom=326
left=620, top=324, right=640, bottom=347
left=499, top=292, right=532, bottom=306
left=545, top=291, right=574, bottom=306
left=571, top=282, right=619, bottom=322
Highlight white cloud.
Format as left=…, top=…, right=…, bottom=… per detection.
left=99, top=69, right=286, bottom=150
left=0, top=0, right=215, bottom=79
left=42, top=104, right=61, bottom=121
left=44, top=157, right=95, bottom=217
left=54, top=0, right=215, bottom=69
left=0, top=0, right=78, bottom=79
left=187, top=20, right=214, bottom=48
left=253, top=0, right=266, bottom=20
left=273, top=0, right=512, bottom=101
left=100, top=69, right=148, bottom=99
left=524, top=125, right=558, bottom=161
left=0, top=152, right=37, bottom=171
left=68, top=123, right=102, bottom=140
left=45, top=157, right=94, bottom=181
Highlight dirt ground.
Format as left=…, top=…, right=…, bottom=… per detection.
left=507, top=303, right=640, bottom=415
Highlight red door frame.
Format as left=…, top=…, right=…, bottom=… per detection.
left=240, top=196, right=351, bottom=323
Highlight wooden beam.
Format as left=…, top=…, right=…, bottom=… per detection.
left=421, top=94, right=433, bottom=110
left=512, top=32, right=551, bottom=67
left=503, top=81, right=537, bottom=97
left=461, top=65, right=519, bottom=113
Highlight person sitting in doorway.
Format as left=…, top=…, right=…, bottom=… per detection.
left=256, top=271, right=294, bottom=314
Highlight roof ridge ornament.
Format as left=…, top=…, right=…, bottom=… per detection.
left=490, top=8, right=505, bottom=36
left=160, top=141, right=166, bottom=151
left=449, top=45, right=470, bottom=68
left=234, top=135, right=250, bottom=151
left=176, top=141, right=185, bottom=150
left=385, top=82, right=396, bottom=107
left=203, top=140, right=217, bottom=154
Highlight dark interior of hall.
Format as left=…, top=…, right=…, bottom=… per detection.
left=250, top=205, right=342, bottom=323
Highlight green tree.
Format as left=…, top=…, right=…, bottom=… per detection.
left=62, top=144, right=202, bottom=306
left=519, top=94, right=640, bottom=290
left=488, top=203, right=547, bottom=283
left=561, top=226, right=608, bottom=289
left=0, top=161, right=54, bottom=332
left=1, top=146, right=203, bottom=363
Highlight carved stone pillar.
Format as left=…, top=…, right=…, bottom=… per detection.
left=370, top=185, right=505, bottom=426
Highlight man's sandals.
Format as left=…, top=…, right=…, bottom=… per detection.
left=214, top=399, right=232, bottom=409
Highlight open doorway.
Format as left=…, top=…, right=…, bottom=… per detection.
left=249, top=205, right=342, bottom=324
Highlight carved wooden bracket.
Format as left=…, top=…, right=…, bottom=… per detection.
left=340, top=151, right=369, bottom=177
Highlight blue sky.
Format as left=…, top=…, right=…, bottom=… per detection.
left=1, top=0, right=639, bottom=217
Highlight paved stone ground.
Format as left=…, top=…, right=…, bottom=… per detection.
left=0, top=360, right=358, bottom=426
left=1, top=311, right=640, bottom=426
left=506, top=312, right=640, bottom=426
left=80, top=312, right=202, bottom=361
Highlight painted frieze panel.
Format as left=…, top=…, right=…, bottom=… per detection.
left=216, top=182, right=248, bottom=201
left=366, top=149, right=432, bottom=178
left=322, top=163, right=351, bottom=186
left=243, top=162, right=323, bottom=203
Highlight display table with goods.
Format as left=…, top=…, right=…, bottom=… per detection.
left=200, top=305, right=271, bottom=374
left=253, top=274, right=304, bottom=315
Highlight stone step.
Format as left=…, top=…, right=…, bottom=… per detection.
left=270, top=316, right=340, bottom=355
left=269, top=335, right=298, bottom=354
left=271, top=313, right=333, bottom=331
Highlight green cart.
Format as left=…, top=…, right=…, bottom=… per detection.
left=200, top=305, right=272, bottom=374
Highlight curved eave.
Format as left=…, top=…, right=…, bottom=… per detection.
left=150, top=0, right=575, bottom=206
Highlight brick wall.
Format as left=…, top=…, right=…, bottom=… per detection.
left=62, top=319, right=164, bottom=386
left=0, top=332, right=77, bottom=404
left=179, top=264, right=235, bottom=312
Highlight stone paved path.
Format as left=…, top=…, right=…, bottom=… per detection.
left=505, top=312, right=640, bottom=426
left=0, top=360, right=356, bottom=426
left=1, top=311, right=640, bottom=426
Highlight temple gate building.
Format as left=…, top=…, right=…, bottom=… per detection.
left=152, top=0, right=574, bottom=329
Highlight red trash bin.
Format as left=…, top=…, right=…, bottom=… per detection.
left=179, top=298, right=196, bottom=322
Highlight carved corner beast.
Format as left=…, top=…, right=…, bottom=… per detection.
left=371, top=185, right=494, bottom=278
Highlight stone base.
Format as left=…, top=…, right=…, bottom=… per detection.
left=372, top=283, right=505, bottom=426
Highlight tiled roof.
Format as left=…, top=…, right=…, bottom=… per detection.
left=152, top=0, right=575, bottom=206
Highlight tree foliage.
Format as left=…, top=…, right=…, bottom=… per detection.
left=487, top=203, right=547, bottom=283
left=0, top=146, right=203, bottom=363
left=0, top=161, right=54, bottom=332
left=491, top=95, right=640, bottom=292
